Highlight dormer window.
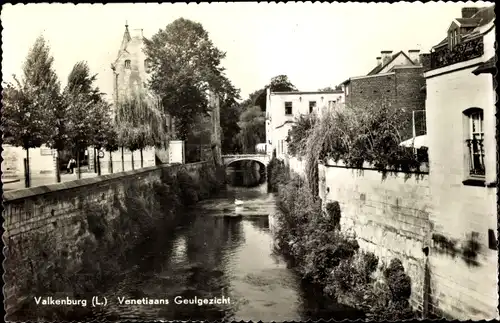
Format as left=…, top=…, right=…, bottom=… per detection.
left=125, top=60, right=131, bottom=69
left=449, top=29, right=461, bottom=49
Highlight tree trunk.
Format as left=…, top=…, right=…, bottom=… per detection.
left=76, top=152, right=82, bottom=179
left=24, top=148, right=30, bottom=188
left=121, top=147, right=125, bottom=172
left=140, top=148, right=144, bottom=168
left=109, top=151, right=113, bottom=174
left=55, top=149, right=61, bottom=183
left=97, top=151, right=101, bottom=176
left=131, top=151, right=135, bottom=170
left=93, top=147, right=98, bottom=173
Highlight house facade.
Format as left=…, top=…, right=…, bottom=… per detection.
left=424, top=6, right=497, bottom=320
left=341, top=49, right=431, bottom=140
left=108, top=23, right=172, bottom=166
left=265, top=88, right=344, bottom=160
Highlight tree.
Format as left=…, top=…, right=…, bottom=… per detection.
left=219, top=78, right=242, bottom=154
left=1, top=36, right=61, bottom=187
left=89, top=100, right=116, bottom=175
left=64, top=61, right=103, bottom=178
left=220, top=102, right=242, bottom=153
left=103, top=124, right=119, bottom=174
left=144, top=18, right=230, bottom=141
left=252, top=75, right=298, bottom=112
left=235, top=106, right=266, bottom=153
left=114, top=88, right=169, bottom=169
left=318, top=85, right=343, bottom=92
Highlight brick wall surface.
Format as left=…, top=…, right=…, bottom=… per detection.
left=318, top=161, right=432, bottom=313
left=394, top=67, right=427, bottom=139
left=346, top=68, right=426, bottom=140
left=346, top=73, right=396, bottom=109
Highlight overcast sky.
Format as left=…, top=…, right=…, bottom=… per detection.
left=1, top=2, right=493, bottom=101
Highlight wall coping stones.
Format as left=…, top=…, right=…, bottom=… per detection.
left=322, top=158, right=429, bottom=174
left=3, top=161, right=209, bottom=202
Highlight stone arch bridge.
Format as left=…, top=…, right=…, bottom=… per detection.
left=221, top=154, right=270, bottom=168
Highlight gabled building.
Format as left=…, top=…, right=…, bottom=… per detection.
left=110, top=24, right=160, bottom=117
left=108, top=23, right=172, bottom=165
left=424, top=5, right=497, bottom=320
left=341, top=49, right=431, bottom=140
left=265, top=88, right=345, bottom=160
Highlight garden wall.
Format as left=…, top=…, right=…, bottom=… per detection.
left=318, top=160, right=432, bottom=313
left=3, top=162, right=207, bottom=240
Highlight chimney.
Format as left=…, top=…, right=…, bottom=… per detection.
left=381, top=50, right=393, bottom=66
left=376, top=57, right=382, bottom=66
left=419, top=53, right=431, bottom=71
left=131, top=28, right=143, bottom=39
left=462, top=7, right=479, bottom=19
left=408, top=50, right=420, bottom=64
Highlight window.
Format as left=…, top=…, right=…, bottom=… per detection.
left=309, top=101, right=317, bottom=113
left=124, top=60, right=131, bottom=69
left=464, top=108, right=485, bottom=177
left=449, top=29, right=461, bottom=49
left=345, top=85, right=349, bottom=96
left=285, top=102, right=293, bottom=115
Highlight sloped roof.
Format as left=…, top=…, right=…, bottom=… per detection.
left=113, top=25, right=149, bottom=66
left=472, top=56, right=497, bottom=75
left=119, top=25, right=132, bottom=53
left=434, top=5, right=495, bottom=48
left=455, top=18, right=483, bottom=27
left=367, top=51, right=416, bottom=75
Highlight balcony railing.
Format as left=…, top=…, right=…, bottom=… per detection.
left=430, top=37, right=484, bottom=70
left=466, top=138, right=485, bottom=176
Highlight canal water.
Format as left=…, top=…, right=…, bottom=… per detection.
left=87, top=182, right=363, bottom=322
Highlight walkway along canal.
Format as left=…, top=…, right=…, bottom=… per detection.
left=4, top=163, right=363, bottom=322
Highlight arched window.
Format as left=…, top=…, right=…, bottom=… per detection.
left=463, top=107, right=484, bottom=177
left=124, top=60, right=131, bottom=69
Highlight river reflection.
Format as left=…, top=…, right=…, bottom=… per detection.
left=90, top=183, right=363, bottom=322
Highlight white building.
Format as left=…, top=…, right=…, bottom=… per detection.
left=265, top=89, right=345, bottom=160
left=424, top=6, right=497, bottom=320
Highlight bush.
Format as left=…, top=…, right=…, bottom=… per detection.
left=267, top=155, right=290, bottom=192
left=176, top=168, right=200, bottom=205
left=286, top=102, right=429, bottom=181
left=271, top=166, right=416, bottom=319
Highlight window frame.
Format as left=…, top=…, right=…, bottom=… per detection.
left=309, top=101, right=317, bottom=114
left=124, top=60, right=131, bottom=69
left=463, top=107, right=485, bottom=181
left=284, top=102, right=293, bottom=116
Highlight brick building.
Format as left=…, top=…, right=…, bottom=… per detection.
left=424, top=5, right=497, bottom=320
left=341, top=50, right=431, bottom=140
